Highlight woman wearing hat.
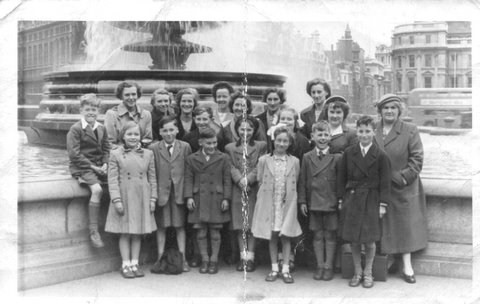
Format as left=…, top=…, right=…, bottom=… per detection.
left=374, top=94, right=428, bottom=284
left=300, top=78, right=331, bottom=139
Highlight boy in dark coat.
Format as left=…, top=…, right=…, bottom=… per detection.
left=184, top=127, right=232, bottom=274
left=298, top=121, right=342, bottom=281
left=338, top=116, right=391, bottom=288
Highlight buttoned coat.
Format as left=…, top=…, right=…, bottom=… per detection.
left=225, top=140, right=267, bottom=230
left=329, top=127, right=357, bottom=154
left=66, top=120, right=110, bottom=175
left=105, top=146, right=157, bottom=234
left=375, top=119, right=428, bottom=254
left=338, top=144, right=391, bottom=243
left=251, top=154, right=302, bottom=240
left=298, top=150, right=342, bottom=212
left=149, top=139, right=192, bottom=207
left=184, top=150, right=232, bottom=224
left=300, top=105, right=327, bottom=139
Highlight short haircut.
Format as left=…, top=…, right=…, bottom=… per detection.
left=325, top=99, right=350, bottom=120
left=273, top=125, right=294, bottom=144
left=305, top=78, right=331, bottom=98
left=193, top=105, right=213, bottom=118
left=150, top=88, right=172, bottom=105
left=234, top=115, right=259, bottom=146
left=312, top=120, right=331, bottom=134
left=229, top=91, right=253, bottom=115
left=212, top=81, right=234, bottom=102
left=199, top=127, right=217, bottom=140
left=115, top=81, right=142, bottom=100
left=262, top=88, right=286, bottom=104
left=119, top=121, right=141, bottom=145
left=80, top=93, right=101, bottom=108
left=158, top=115, right=178, bottom=130
left=278, top=106, right=299, bottom=132
left=356, top=115, right=376, bottom=129
left=175, top=88, right=199, bottom=109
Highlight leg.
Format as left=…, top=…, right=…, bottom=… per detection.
left=245, top=233, right=257, bottom=272
left=349, top=242, right=363, bottom=287
left=313, top=230, right=325, bottom=280
left=196, top=228, right=209, bottom=273
left=402, top=252, right=416, bottom=283
left=156, top=228, right=166, bottom=261
left=119, top=234, right=134, bottom=278
left=236, top=230, right=246, bottom=271
left=323, top=230, right=336, bottom=280
left=362, top=242, right=376, bottom=288
left=175, top=227, right=189, bottom=272
left=88, top=184, right=104, bottom=248
left=209, top=227, right=221, bottom=274
left=280, top=236, right=294, bottom=283
left=265, top=232, right=280, bottom=282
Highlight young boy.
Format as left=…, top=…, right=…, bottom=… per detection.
left=66, top=93, right=110, bottom=248
left=298, top=121, right=342, bottom=281
left=149, top=116, right=192, bottom=273
left=338, top=115, right=391, bottom=288
left=184, top=127, right=232, bottom=274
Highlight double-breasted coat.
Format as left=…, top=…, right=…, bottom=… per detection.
left=375, top=119, right=428, bottom=254
left=225, top=141, right=267, bottom=230
left=338, top=144, right=391, bottom=243
left=105, top=146, right=158, bottom=234
left=298, top=150, right=342, bottom=212
left=251, top=154, right=302, bottom=240
left=184, top=150, right=232, bottom=224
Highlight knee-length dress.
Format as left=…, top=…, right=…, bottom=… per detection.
left=105, top=146, right=158, bottom=234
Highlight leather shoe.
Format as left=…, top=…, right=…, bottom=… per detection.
left=199, top=261, right=209, bottom=274
left=245, top=260, right=256, bottom=272
left=183, top=261, right=190, bottom=273
left=208, top=262, right=218, bottom=274
left=403, top=272, right=416, bottom=284
left=189, top=256, right=201, bottom=268
left=349, top=274, right=362, bottom=287
left=322, top=268, right=334, bottom=281
left=236, top=260, right=245, bottom=272
left=90, top=230, right=105, bottom=248
left=120, top=266, right=135, bottom=279
left=313, top=268, right=324, bottom=280
left=130, top=264, right=145, bottom=277
left=362, top=274, right=374, bottom=288
left=289, top=260, right=296, bottom=273
left=265, top=271, right=279, bottom=282
left=281, top=272, right=294, bottom=284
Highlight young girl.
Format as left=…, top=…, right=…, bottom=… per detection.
left=105, top=121, right=158, bottom=279
left=252, top=126, right=302, bottom=284
left=225, top=116, right=267, bottom=272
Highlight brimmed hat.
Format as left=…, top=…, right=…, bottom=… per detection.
left=325, top=95, right=347, bottom=105
left=376, top=94, right=402, bottom=109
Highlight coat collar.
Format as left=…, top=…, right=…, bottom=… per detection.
left=117, top=102, right=145, bottom=118
left=306, top=149, right=334, bottom=176
left=351, top=143, right=379, bottom=175
left=158, top=140, right=181, bottom=162
left=191, top=149, right=223, bottom=167
left=80, top=119, right=103, bottom=143
left=265, top=154, right=296, bottom=176
left=375, top=119, right=402, bottom=148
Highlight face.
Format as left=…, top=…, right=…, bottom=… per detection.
left=356, top=124, right=375, bottom=147
left=152, top=94, right=170, bottom=113
left=274, top=132, right=290, bottom=154
left=381, top=102, right=400, bottom=124
left=232, top=98, right=248, bottom=119
left=327, top=104, right=345, bottom=128
left=279, top=110, right=296, bottom=133
left=200, top=137, right=217, bottom=155
left=237, top=121, right=254, bottom=142
left=80, top=105, right=99, bottom=125
left=159, top=121, right=178, bottom=144
left=266, top=92, right=281, bottom=113
left=194, top=112, right=211, bottom=130
left=312, top=130, right=331, bottom=150
left=310, top=84, right=328, bottom=106
left=123, top=126, right=141, bottom=148
left=215, top=88, right=230, bottom=110
left=180, top=93, right=195, bottom=114
left=122, top=86, right=138, bottom=109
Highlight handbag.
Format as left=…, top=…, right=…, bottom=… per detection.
left=151, top=248, right=184, bottom=275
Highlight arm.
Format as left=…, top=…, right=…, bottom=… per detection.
left=246, top=141, right=268, bottom=184
left=141, top=111, right=153, bottom=146
left=401, top=125, right=424, bottom=185
left=256, top=156, right=265, bottom=186
left=66, top=127, right=94, bottom=169
left=221, top=155, right=232, bottom=211
left=255, top=119, right=267, bottom=142
left=298, top=155, right=309, bottom=216
left=107, top=152, right=121, bottom=202
left=147, top=151, right=158, bottom=201
left=226, top=146, right=243, bottom=184
left=379, top=151, right=392, bottom=206
left=337, top=152, right=347, bottom=200
left=104, top=110, right=120, bottom=148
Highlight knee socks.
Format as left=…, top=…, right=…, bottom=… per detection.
left=351, top=243, right=363, bottom=276
left=196, top=229, right=209, bottom=262
left=364, top=242, right=376, bottom=276
left=313, top=231, right=325, bottom=269
left=88, top=201, right=100, bottom=232
left=210, top=228, right=221, bottom=262
left=324, top=231, right=337, bottom=269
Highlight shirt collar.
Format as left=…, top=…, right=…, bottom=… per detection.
left=118, top=102, right=141, bottom=117
left=360, top=142, right=373, bottom=154
left=165, top=140, right=175, bottom=149
left=330, top=125, right=343, bottom=136
left=273, top=154, right=287, bottom=161
left=316, top=146, right=329, bottom=156
left=81, top=117, right=100, bottom=130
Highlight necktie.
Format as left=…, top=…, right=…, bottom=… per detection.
left=167, top=145, right=173, bottom=156
left=318, top=152, right=323, bottom=160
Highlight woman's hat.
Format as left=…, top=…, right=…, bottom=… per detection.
left=376, top=94, right=402, bottom=109
left=325, top=95, right=347, bottom=105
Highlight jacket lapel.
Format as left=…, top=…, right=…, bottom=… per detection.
left=158, top=140, right=171, bottom=161
left=351, top=145, right=369, bottom=176
left=383, top=120, right=401, bottom=147
left=203, top=150, right=223, bottom=168
left=365, top=144, right=379, bottom=170
left=96, top=126, right=104, bottom=144
left=169, top=141, right=181, bottom=162
left=83, top=125, right=97, bottom=142
left=312, top=153, right=334, bottom=176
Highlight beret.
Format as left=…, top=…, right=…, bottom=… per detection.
left=325, top=95, right=347, bottom=105
left=376, top=94, right=402, bottom=109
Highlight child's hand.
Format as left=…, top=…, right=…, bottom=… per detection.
left=300, top=204, right=308, bottom=216
left=114, top=202, right=124, bottom=216
left=221, top=200, right=229, bottom=212
left=238, top=178, right=248, bottom=189
left=338, top=199, right=343, bottom=210
left=187, top=198, right=196, bottom=211
left=100, top=163, right=108, bottom=175
left=150, top=199, right=156, bottom=213
left=379, top=204, right=387, bottom=218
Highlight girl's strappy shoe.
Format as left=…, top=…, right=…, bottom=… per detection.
left=281, top=272, right=294, bottom=284
left=130, top=264, right=145, bottom=277
left=120, top=265, right=135, bottom=279
left=265, top=271, right=279, bottom=282
left=348, top=273, right=362, bottom=287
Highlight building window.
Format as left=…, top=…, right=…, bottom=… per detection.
left=425, top=54, right=432, bottom=67
left=424, top=76, right=432, bottom=88
left=408, top=76, right=416, bottom=91
left=398, top=57, right=402, bottom=68
left=396, top=76, right=402, bottom=91
left=409, top=35, right=414, bottom=44
left=468, top=54, right=472, bottom=67
left=450, top=76, right=458, bottom=88
left=426, top=35, right=431, bottom=43
left=467, top=77, right=472, bottom=88
left=409, top=55, right=415, bottom=67
left=398, top=36, right=402, bottom=45
left=450, top=54, right=456, bottom=63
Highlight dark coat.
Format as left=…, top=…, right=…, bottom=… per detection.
left=289, top=131, right=313, bottom=165
left=182, top=127, right=227, bottom=153
left=300, top=105, right=327, bottom=139
left=338, top=143, right=391, bottom=243
left=66, top=121, right=110, bottom=175
left=184, top=150, right=232, bottom=224
left=298, top=150, right=342, bottom=212
left=223, top=118, right=267, bottom=145
left=176, top=116, right=196, bottom=140
left=255, top=111, right=274, bottom=153
left=329, top=127, right=358, bottom=154
left=375, top=119, right=428, bottom=254
left=150, top=107, right=176, bottom=141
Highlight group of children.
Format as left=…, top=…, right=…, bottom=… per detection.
left=67, top=90, right=391, bottom=288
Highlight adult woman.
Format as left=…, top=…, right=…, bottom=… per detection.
left=300, top=78, right=331, bottom=139
left=223, top=91, right=267, bottom=144
left=211, top=81, right=235, bottom=127
left=374, top=94, right=428, bottom=284
left=256, top=88, right=286, bottom=152
left=182, top=106, right=227, bottom=153
left=175, top=88, right=199, bottom=139
left=150, top=88, right=176, bottom=141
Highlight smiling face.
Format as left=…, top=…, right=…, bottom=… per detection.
left=266, top=92, right=281, bottom=113
left=274, top=131, right=290, bottom=155
left=215, top=88, right=230, bottom=111
left=180, top=93, right=195, bottom=115
left=312, top=129, right=331, bottom=150
left=159, top=121, right=178, bottom=144
left=380, top=102, right=400, bottom=124
left=152, top=94, right=170, bottom=113
left=327, top=104, right=345, bottom=128
left=122, top=86, right=138, bottom=110
left=279, top=110, right=296, bottom=133
left=80, top=104, right=99, bottom=125
left=310, top=84, right=328, bottom=107
left=123, top=125, right=141, bottom=148
left=200, top=136, right=217, bottom=155
left=356, top=123, right=375, bottom=147
left=232, top=98, right=248, bottom=119
left=237, top=121, right=254, bottom=143
left=194, top=111, right=211, bottom=130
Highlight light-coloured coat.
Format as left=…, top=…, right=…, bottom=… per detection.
left=251, top=154, right=302, bottom=240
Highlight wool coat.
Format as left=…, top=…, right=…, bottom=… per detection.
left=251, top=154, right=302, bottom=240
left=184, top=150, right=232, bottom=224
left=375, top=119, right=428, bottom=254
left=289, top=131, right=313, bottom=165
left=299, top=104, right=328, bottom=139
left=105, top=146, right=157, bottom=234
left=225, top=140, right=267, bottom=230
left=338, top=143, right=391, bottom=243
left=149, top=139, right=192, bottom=207
left=329, top=127, right=358, bottom=154
left=298, top=150, right=342, bottom=212
left=255, top=111, right=274, bottom=153
left=66, top=120, right=110, bottom=175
